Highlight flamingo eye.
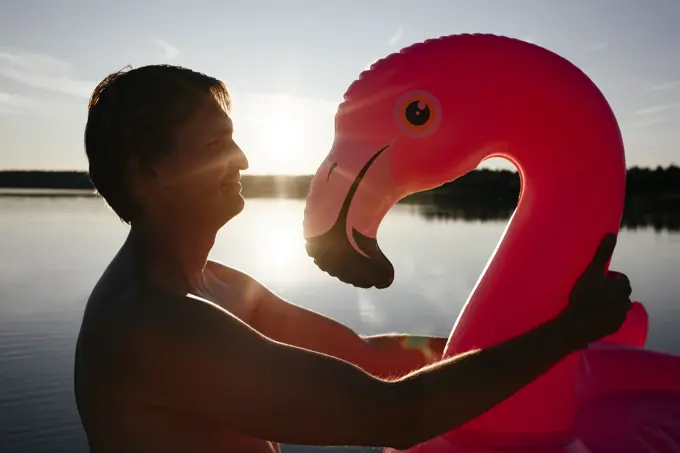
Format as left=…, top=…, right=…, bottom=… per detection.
left=394, top=90, right=441, bottom=137
left=405, top=100, right=432, bottom=127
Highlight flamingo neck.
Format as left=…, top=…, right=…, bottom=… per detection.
left=443, top=130, right=626, bottom=441
left=451, top=103, right=627, bottom=342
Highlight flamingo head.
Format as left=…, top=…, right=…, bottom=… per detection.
left=303, top=35, right=530, bottom=288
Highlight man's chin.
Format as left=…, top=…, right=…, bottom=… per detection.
left=221, top=196, right=245, bottom=222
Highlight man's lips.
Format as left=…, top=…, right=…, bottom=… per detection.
left=222, top=173, right=242, bottom=184
left=221, top=177, right=242, bottom=191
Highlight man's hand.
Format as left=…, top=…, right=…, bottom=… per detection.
left=559, top=233, right=633, bottom=348
left=364, top=334, right=447, bottom=368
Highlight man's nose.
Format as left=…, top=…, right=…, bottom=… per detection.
left=227, top=143, right=249, bottom=171
left=234, top=144, right=249, bottom=171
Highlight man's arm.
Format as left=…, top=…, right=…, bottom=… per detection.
left=127, top=289, right=590, bottom=450
left=250, top=284, right=442, bottom=377
left=214, top=264, right=444, bottom=377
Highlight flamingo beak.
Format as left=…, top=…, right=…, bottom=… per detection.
left=303, top=137, right=401, bottom=289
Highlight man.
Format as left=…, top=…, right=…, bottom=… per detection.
left=74, top=65, right=632, bottom=453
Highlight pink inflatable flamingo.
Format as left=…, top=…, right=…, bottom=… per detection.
left=303, top=34, right=680, bottom=453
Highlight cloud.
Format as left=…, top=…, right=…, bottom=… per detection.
left=0, top=91, right=81, bottom=117
left=0, top=92, right=40, bottom=109
left=586, top=41, right=609, bottom=52
left=635, top=103, right=680, bottom=116
left=626, top=116, right=672, bottom=127
left=0, top=92, right=41, bottom=115
left=388, top=28, right=403, bottom=46
left=0, top=51, right=73, bottom=75
left=0, top=50, right=95, bottom=98
left=152, top=37, right=180, bottom=60
left=645, top=80, right=680, bottom=92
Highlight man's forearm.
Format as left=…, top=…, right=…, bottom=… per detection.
left=319, top=334, right=427, bottom=380
left=252, top=297, right=443, bottom=378
left=312, top=333, right=449, bottom=379
left=385, top=315, right=580, bottom=448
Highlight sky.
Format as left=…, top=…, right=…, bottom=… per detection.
left=0, top=0, right=679, bottom=175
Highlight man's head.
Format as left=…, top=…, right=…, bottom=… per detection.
left=85, top=64, right=248, bottom=230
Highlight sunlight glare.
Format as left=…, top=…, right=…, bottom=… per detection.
left=229, top=91, right=336, bottom=175
left=252, top=200, right=309, bottom=282
left=261, top=99, right=305, bottom=174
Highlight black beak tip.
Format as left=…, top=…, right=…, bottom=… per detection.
left=305, top=228, right=394, bottom=290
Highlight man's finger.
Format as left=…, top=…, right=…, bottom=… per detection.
left=587, top=233, right=617, bottom=275
left=607, top=270, right=632, bottom=296
left=604, top=280, right=632, bottom=302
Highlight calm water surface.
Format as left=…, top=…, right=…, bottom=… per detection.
left=1, top=196, right=678, bottom=452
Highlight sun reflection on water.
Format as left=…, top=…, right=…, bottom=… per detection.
left=215, top=199, right=317, bottom=284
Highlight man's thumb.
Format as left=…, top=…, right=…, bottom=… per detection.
left=588, top=233, right=617, bottom=274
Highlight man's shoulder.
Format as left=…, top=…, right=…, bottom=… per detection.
left=206, top=260, right=280, bottom=296
left=87, top=237, right=140, bottom=300
left=206, top=260, right=255, bottom=284
left=206, top=259, right=269, bottom=299
left=78, top=270, right=210, bottom=374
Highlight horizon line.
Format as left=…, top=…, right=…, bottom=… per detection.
left=1, top=164, right=679, bottom=176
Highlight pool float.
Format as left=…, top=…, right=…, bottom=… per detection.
left=302, top=34, right=680, bottom=452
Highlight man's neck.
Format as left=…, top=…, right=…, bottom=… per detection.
left=129, top=216, right=218, bottom=294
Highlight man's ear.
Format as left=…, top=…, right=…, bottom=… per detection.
left=125, top=154, right=157, bottom=199
left=130, top=153, right=157, bottom=178
left=125, top=153, right=158, bottom=178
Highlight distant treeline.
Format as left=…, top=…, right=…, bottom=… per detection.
left=1, top=166, right=678, bottom=202
left=1, top=167, right=679, bottom=231
left=0, top=170, right=316, bottom=196
left=406, top=166, right=680, bottom=232
left=416, top=196, right=680, bottom=233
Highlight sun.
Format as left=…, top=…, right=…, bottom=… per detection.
left=261, top=105, right=304, bottom=174
left=229, top=92, right=336, bottom=175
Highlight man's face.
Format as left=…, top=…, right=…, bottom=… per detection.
left=136, top=95, right=249, bottom=229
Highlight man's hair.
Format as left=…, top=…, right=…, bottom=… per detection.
left=85, top=64, right=230, bottom=223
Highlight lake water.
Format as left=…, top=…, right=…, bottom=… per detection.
left=1, top=196, right=678, bottom=453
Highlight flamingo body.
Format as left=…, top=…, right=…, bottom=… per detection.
left=302, top=34, right=680, bottom=452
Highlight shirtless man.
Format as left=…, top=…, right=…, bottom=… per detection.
left=74, top=65, right=633, bottom=453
